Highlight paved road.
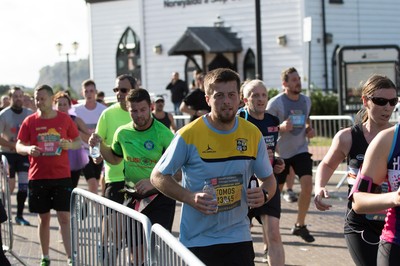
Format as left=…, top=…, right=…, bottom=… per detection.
left=5, top=174, right=354, bottom=265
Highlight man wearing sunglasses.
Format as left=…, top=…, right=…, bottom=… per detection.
left=95, top=74, right=138, bottom=203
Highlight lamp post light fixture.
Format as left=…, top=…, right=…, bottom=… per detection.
left=56, top=41, right=79, bottom=90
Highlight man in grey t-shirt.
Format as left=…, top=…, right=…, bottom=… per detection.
left=266, top=67, right=316, bottom=243
left=0, top=87, right=33, bottom=225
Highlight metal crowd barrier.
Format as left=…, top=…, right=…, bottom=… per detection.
left=71, top=188, right=152, bottom=266
left=71, top=188, right=203, bottom=266
left=150, top=223, right=205, bottom=266
left=0, top=155, right=27, bottom=265
left=309, top=115, right=354, bottom=188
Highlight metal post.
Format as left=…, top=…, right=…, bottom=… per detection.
left=255, top=0, right=263, bottom=80
left=66, top=53, right=71, bottom=90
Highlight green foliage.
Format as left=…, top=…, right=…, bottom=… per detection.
left=268, top=88, right=280, bottom=99
left=0, top=85, right=10, bottom=96
left=310, top=90, right=338, bottom=115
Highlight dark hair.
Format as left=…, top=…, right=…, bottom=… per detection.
left=281, top=67, right=298, bottom=82
left=81, top=79, right=96, bottom=89
left=97, top=91, right=105, bottom=98
left=117, top=74, right=138, bottom=89
left=8, top=86, right=23, bottom=97
left=35, top=85, right=54, bottom=96
left=126, top=88, right=151, bottom=105
left=203, top=68, right=241, bottom=96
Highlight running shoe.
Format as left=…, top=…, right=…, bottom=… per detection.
left=261, top=249, right=269, bottom=263
left=291, top=224, right=315, bottom=243
left=15, top=216, right=30, bottom=226
left=40, top=257, right=50, bottom=266
left=283, top=189, right=298, bottom=203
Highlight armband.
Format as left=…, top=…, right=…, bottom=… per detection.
left=348, top=173, right=379, bottom=199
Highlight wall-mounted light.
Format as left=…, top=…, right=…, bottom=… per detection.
left=277, top=35, right=287, bottom=46
left=153, top=44, right=162, bottom=55
left=214, top=15, right=224, bottom=27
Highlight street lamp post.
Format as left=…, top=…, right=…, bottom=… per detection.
left=56, top=42, right=79, bottom=90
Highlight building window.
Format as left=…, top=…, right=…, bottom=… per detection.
left=116, top=27, right=141, bottom=81
left=243, top=49, right=256, bottom=81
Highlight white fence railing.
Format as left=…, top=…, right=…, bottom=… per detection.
left=0, top=155, right=27, bottom=265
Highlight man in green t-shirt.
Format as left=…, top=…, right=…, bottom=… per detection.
left=95, top=74, right=138, bottom=204
left=90, top=88, right=175, bottom=229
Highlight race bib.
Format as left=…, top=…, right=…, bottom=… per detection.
left=206, top=174, right=243, bottom=213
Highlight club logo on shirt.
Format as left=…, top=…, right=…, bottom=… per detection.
left=144, top=140, right=154, bottom=150
left=236, top=138, right=248, bottom=152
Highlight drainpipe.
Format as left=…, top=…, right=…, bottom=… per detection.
left=255, top=0, right=263, bottom=80
left=321, top=0, right=328, bottom=90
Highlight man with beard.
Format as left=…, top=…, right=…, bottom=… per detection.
left=150, top=68, right=277, bottom=266
left=0, top=87, right=33, bottom=225
left=89, top=88, right=175, bottom=230
left=266, top=67, right=316, bottom=243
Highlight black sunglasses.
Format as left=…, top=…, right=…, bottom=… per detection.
left=367, top=96, right=398, bottom=106
left=113, top=88, right=129, bottom=93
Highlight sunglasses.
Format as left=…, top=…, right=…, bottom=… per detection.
left=113, top=88, right=129, bottom=93
left=367, top=96, right=398, bottom=106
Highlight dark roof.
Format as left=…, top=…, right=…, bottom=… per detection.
left=168, top=27, right=242, bottom=56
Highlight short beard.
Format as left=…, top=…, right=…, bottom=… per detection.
left=217, top=112, right=236, bottom=124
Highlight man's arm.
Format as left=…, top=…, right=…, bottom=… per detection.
left=16, top=140, right=39, bottom=157
left=151, top=169, right=218, bottom=215
left=167, top=113, right=177, bottom=133
left=88, top=133, right=122, bottom=165
left=246, top=174, right=276, bottom=208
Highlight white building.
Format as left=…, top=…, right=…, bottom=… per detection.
left=84, top=0, right=400, bottom=112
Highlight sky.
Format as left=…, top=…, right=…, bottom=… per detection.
left=0, top=0, right=89, bottom=88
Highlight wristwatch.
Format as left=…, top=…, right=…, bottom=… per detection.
left=262, top=189, right=269, bottom=204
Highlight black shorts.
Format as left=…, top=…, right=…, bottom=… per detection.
left=104, top=181, right=125, bottom=204
left=124, top=193, right=176, bottom=231
left=248, top=184, right=281, bottom=221
left=82, top=157, right=103, bottom=181
left=189, top=241, right=255, bottom=266
left=3, top=153, right=29, bottom=178
left=124, top=193, right=176, bottom=247
left=276, top=152, right=313, bottom=185
left=28, top=178, right=73, bottom=214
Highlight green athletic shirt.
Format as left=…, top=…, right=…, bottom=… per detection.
left=96, top=103, right=131, bottom=183
left=111, top=119, right=174, bottom=185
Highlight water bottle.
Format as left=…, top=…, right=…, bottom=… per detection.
left=203, top=180, right=218, bottom=213
left=248, top=175, right=258, bottom=189
left=89, top=143, right=100, bottom=158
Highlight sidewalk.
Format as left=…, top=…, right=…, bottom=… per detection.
left=5, top=174, right=353, bottom=265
